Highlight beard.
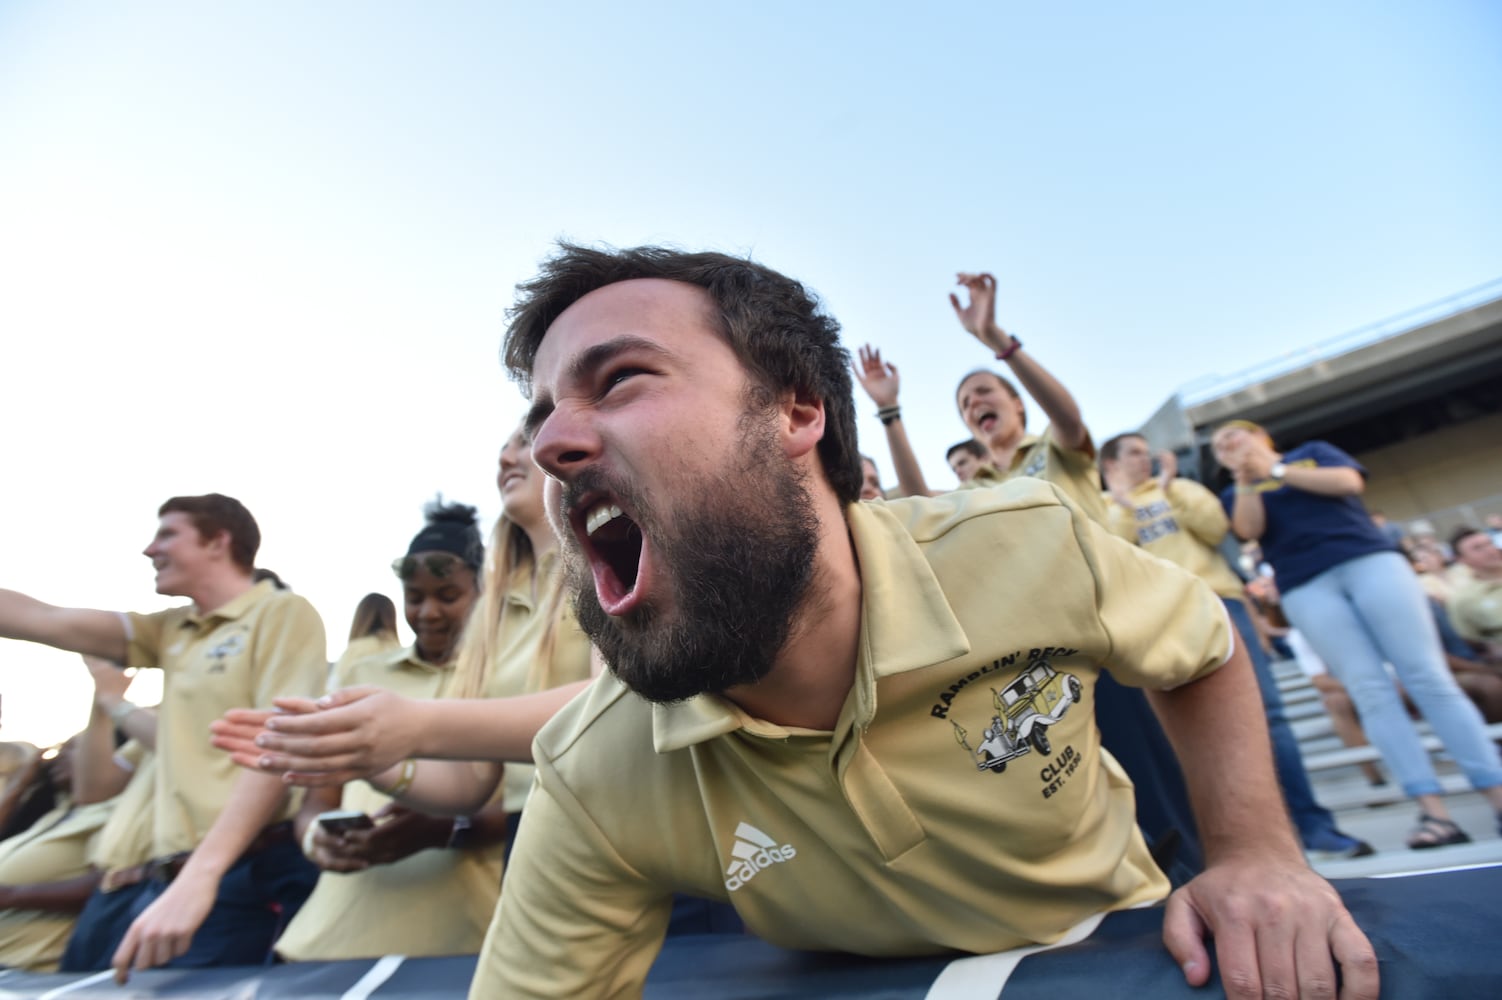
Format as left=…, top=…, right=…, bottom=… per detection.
left=559, top=418, right=821, bottom=704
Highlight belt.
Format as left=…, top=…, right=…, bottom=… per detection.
left=100, top=821, right=295, bottom=893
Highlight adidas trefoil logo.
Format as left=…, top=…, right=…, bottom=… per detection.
left=723, top=822, right=797, bottom=892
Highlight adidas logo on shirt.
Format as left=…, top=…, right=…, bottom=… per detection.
left=723, top=822, right=797, bottom=892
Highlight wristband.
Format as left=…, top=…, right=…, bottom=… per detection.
left=1235, top=485, right=1257, bottom=496
left=377, top=758, right=418, bottom=798
left=876, top=404, right=901, bottom=426
left=994, top=336, right=1022, bottom=361
left=108, top=700, right=137, bottom=728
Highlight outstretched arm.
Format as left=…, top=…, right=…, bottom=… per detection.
left=950, top=273, right=1088, bottom=451
left=212, top=681, right=592, bottom=787
left=0, top=590, right=127, bottom=662
left=851, top=345, right=936, bottom=498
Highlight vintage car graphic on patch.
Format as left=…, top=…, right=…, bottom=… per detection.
left=951, top=661, right=1083, bottom=773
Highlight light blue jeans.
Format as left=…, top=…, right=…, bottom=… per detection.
left=1281, top=550, right=1502, bottom=797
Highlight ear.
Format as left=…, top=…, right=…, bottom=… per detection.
left=203, top=529, right=233, bottom=560
left=779, top=388, right=826, bottom=461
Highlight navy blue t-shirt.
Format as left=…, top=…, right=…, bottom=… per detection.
left=1219, top=440, right=1396, bottom=592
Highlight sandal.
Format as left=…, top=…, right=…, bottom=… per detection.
left=1406, top=813, right=1471, bottom=850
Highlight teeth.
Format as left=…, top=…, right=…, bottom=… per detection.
left=585, top=502, right=625, bottom=537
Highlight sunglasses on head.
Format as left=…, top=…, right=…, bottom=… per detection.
left=392, top=553, right=463, bottom=580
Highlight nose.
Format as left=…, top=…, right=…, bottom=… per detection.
left=529, top=403, right=600, bottom=481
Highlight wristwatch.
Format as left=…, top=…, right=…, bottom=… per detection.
left=1269, top=462, right=1287, bottom=481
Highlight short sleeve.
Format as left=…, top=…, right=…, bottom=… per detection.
left=1303, top=441, right=1366, bottom=476
left=474, top=766, right=673, bottom=999
left=1081, top=519, right=1233, bottom=689
left=250, top=596, right=328, bottom=708
left=123, top=609, right=177, bottom=669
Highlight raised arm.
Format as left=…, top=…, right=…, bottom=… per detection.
left=0, top=590, right=128, bottom=662
left=950, top=273, right=1088, bottom=451
left=72, top=656, right=149, bottom=804
left=851, top=345, right=936, bottom=498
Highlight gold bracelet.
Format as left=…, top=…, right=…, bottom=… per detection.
left=382, top=758, right=418, bottom=798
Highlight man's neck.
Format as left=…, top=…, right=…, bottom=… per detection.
left=188, top=571, right=257, bottom=616
left=723, top=491, right=862, bottom=732
left=1471, top=565, right=1502, bottom=583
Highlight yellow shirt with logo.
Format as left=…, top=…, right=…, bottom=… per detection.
left=1449, top=576, right=1502, bottom=645
left=1103, top=479, right=1246, bottom=600
left=274, top=645, right=505, bottom=961
left=484, top=556, right=594, bottom=813
left=123, top=580, right=327, bottom=860
left=473, top=481, right=1230, bottom=998
left=0, top=797, right=114, bottom=970
left=962, top=425, right=1109, bottom=524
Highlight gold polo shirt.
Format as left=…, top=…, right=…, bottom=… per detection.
left=474, top=481, right=1230, bottom=999
left=1449, top=576, right=1502, bottom=644
left=1104, top=479, right=1245, bottom=600
left=274, top=645, right=506, bottom=961
left=962, top=425, right=1109, bottom=524
left=89, top=745, right=157, bottom=875
left=483, top=555, right=594, bottom=814
left=0, top=797, right=114, bottom=970
left=123, top=580, right=327, bottom=860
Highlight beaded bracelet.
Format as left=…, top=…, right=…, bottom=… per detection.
left=995, top=336, right=1023, bottom=361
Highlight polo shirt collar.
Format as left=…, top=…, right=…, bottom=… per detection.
left=389, top=645, right=451, bottom=675
left=652, top=500, right=970, bottom=752
left=182, top=579, right=274, bottom=629
left=1005, top=432, right=1043, bottom=471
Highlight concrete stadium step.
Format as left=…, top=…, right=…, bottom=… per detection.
left=1310, top=839, right=1502, bottom=879
left=1312, top=771, right=1474, bottom=812
left=1300, top=722, right=1502, bottom=772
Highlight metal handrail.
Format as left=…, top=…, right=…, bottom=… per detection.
left=1179, top=277, right=1502, bottom=406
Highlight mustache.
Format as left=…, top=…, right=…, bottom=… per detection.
left=558, top=468, right=647, bottom=526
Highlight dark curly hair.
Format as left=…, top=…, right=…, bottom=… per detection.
left=502, top=243, right=861, bottom=505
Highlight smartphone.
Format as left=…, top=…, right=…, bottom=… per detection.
left=316, top=809, right=374, bottom=834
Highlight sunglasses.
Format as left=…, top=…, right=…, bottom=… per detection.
left=391, top=553, right=464, bottom=580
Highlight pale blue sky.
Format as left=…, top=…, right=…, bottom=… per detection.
left=2, top=1, right=1500, bottom=745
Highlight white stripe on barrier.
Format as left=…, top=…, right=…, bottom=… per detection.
left=339, top=954, right=406, bottom=1000
left=922, top=911, right=1107, bottom=1000
left=36, top=970, right=114, bottom=999
left=1373, top=861, right=1502, bottom=879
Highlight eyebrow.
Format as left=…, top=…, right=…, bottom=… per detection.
left=522, top=335, right=676, bottom=439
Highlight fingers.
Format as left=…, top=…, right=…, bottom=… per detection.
left=270, top=695, right=323, bottom=715
left=281, top=768, right=364, bottom=787
left=220, top=707, right=276, bottom=726
left=111, top=925, right=140, bottom=984
left=316, top=685, right=382, bottom=709
left=1293, top=924, right=1340, bottom=1000
left=1160, top=890, right=1211, bottom=987
left=1330, top=913, right=1380, bottom=1000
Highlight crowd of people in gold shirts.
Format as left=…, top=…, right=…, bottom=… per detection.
left=2, top=244, right=1499, bottom=997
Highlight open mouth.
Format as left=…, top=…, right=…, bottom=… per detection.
left=975, top=410, right=998, bottom=434
left=580, top=499, right=646, bottom=615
